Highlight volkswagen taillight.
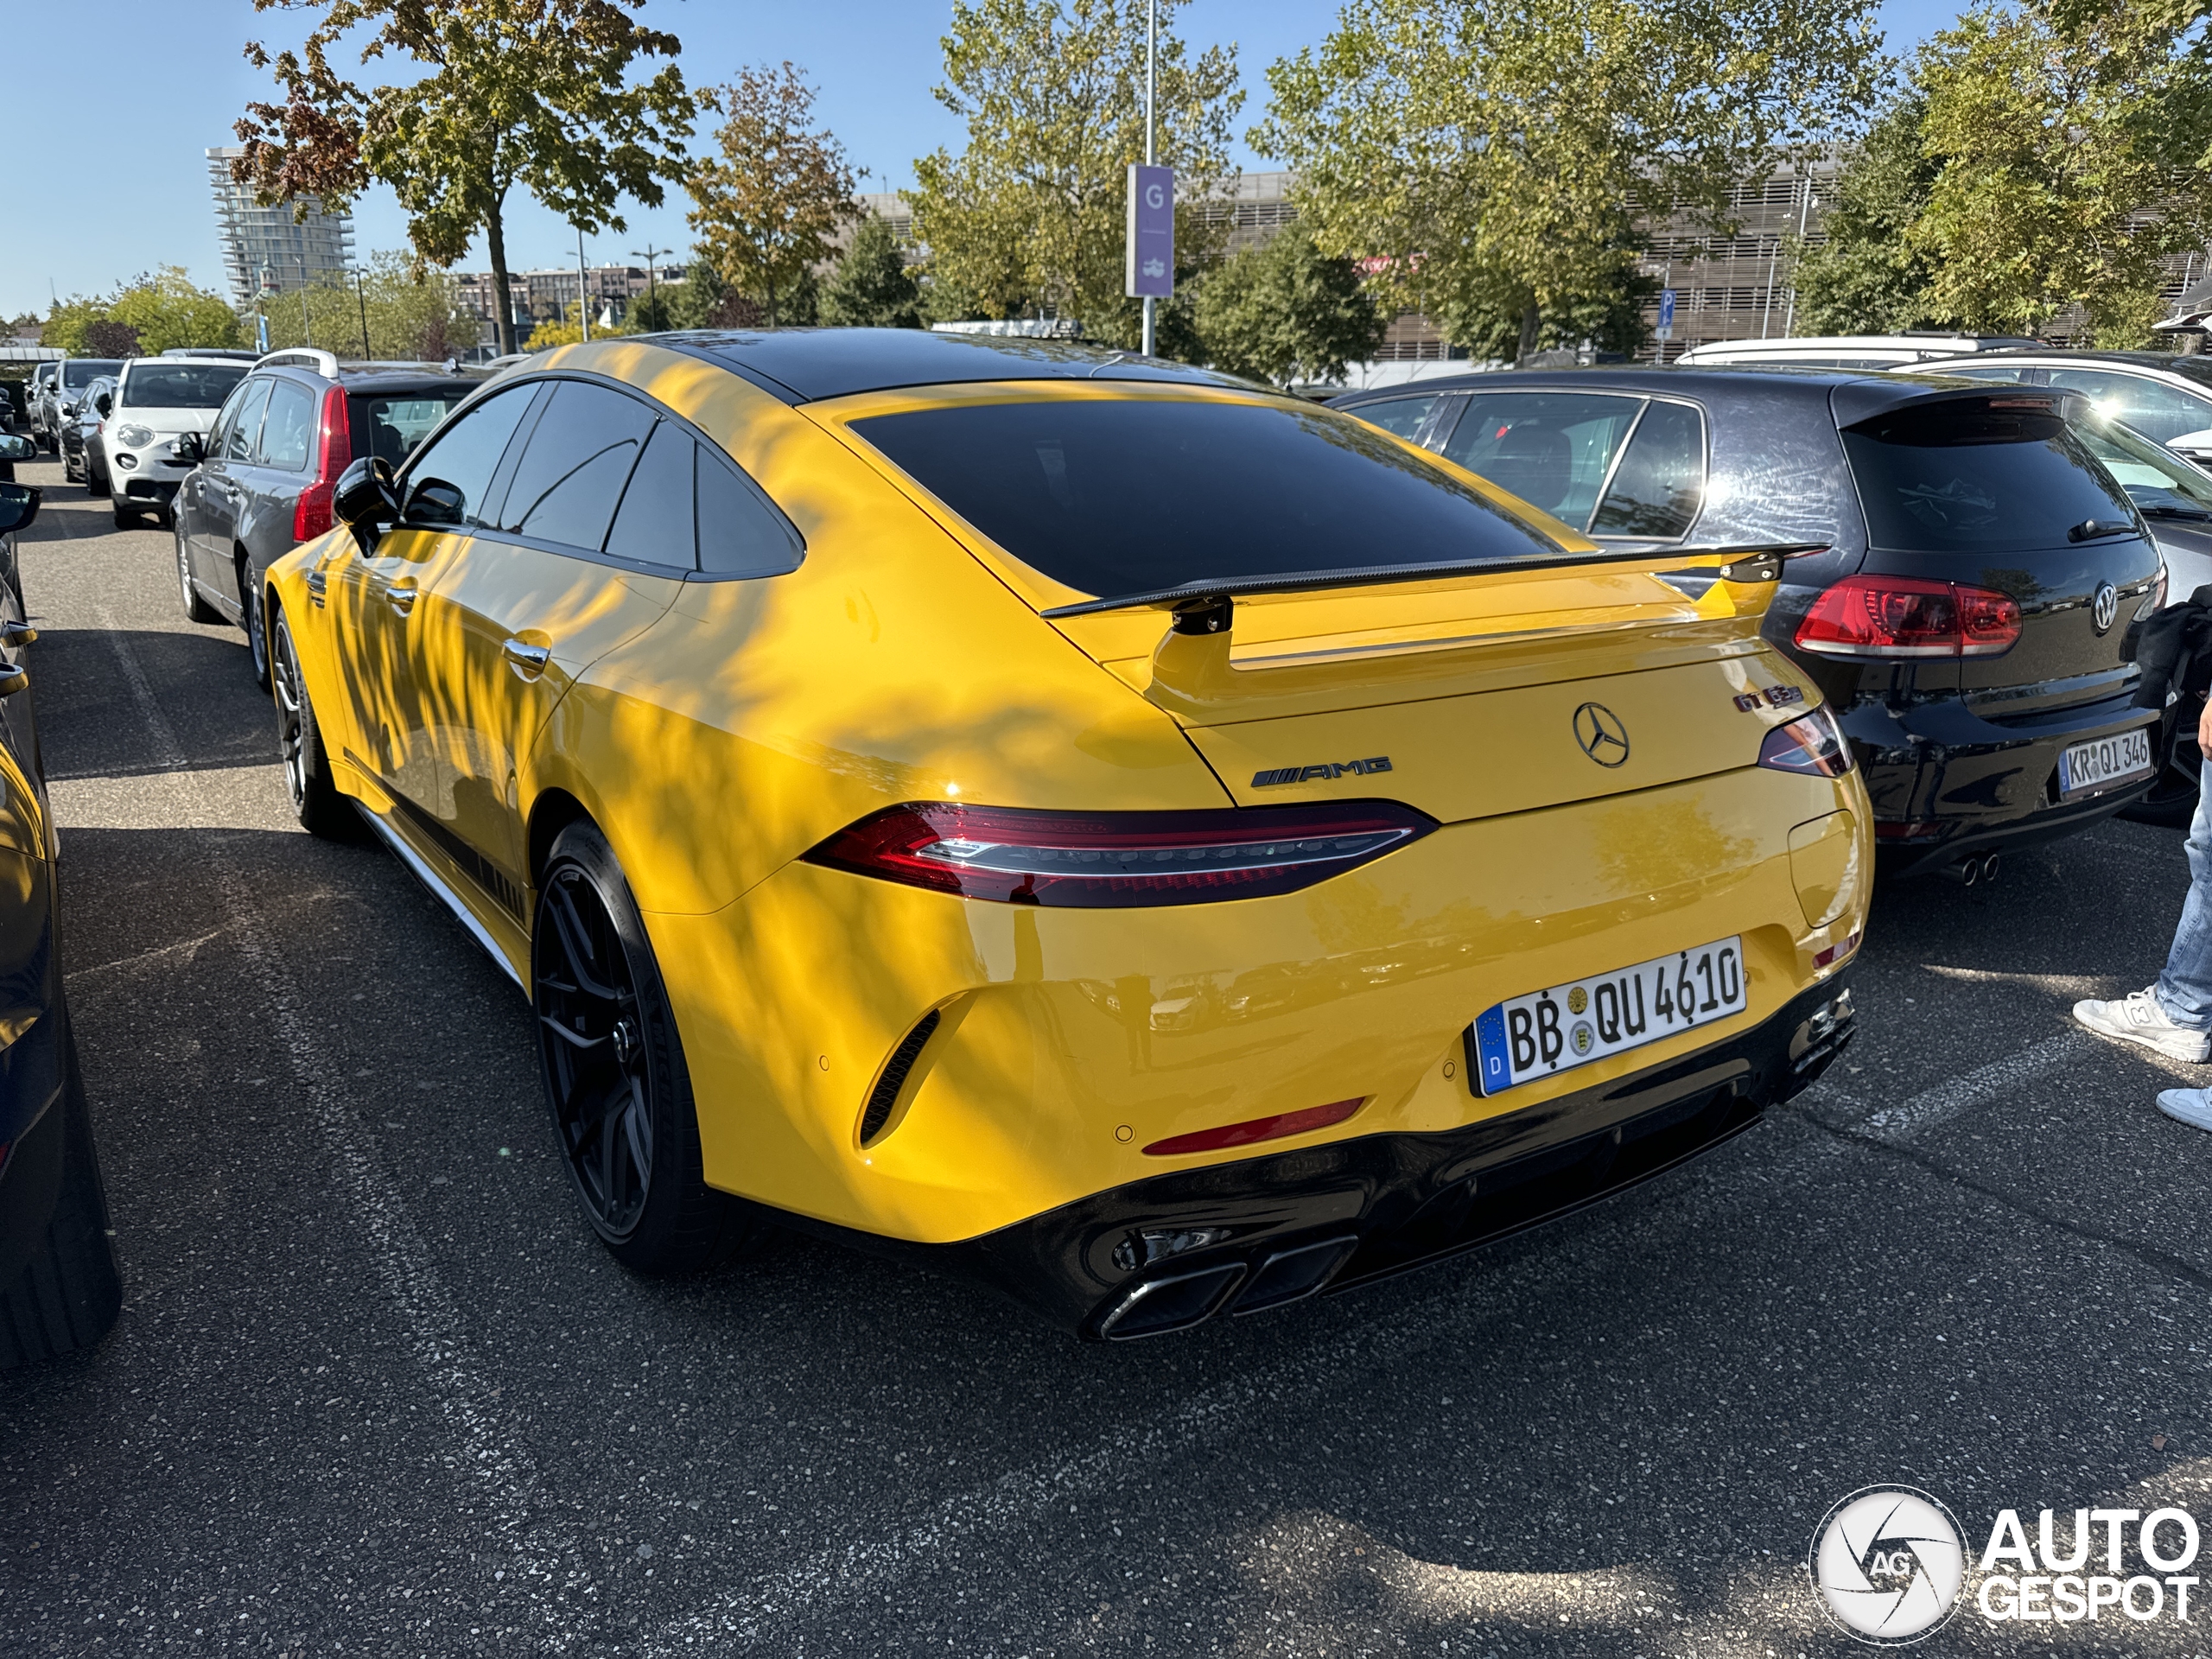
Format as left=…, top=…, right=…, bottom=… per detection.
left=1794, top=575, right=2021, bottom=658
left=803, top=801, right=1437, bottom=907
left=294, top=385, right=353, bottom=542
left=1758, top=707, right=1855, bottom=778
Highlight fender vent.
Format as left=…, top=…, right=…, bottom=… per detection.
left=860, top=1009, right=941, bottom=1145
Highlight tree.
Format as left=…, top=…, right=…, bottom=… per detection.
left=906, top=0, right=1243, bottom=349
left=83, top=321, right=142, bottom=358
left=820, top=213, right=924, bottom=328
left=41, top=268, right=243, bottom=356
left=523, top=298, right=636, bottom=351
left=1255, top=0, right=1884, bottom=363
left=1910, top=0, right=2210, bottom=344
left=660, top=261, right=766, bottom=329
left=232, top=0, right=697, bottom=355
left=685, top=63, right=856, bottom=327
left=1195, top=226, right=1387, bottom=384
left=257, top=251, right=474, bottom=359
left=1791, top=92, right=1950, bottom=334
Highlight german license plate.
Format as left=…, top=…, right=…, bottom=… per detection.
left=2056, top=728, right=2152, bottom=798
left=1469, top=937, right=1747, bottom=1096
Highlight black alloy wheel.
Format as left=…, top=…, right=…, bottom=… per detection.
left=533, top=821, right=764, bottom=1274
left=270, top=607, right=351, bottom=838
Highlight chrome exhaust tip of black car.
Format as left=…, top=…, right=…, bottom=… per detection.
left=1942, top=850, right=2000, bottom=886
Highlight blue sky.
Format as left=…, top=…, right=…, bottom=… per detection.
left=4, top=0, right=1959, bottom=320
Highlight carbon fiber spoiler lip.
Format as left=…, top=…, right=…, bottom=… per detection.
left=1039, top=542, right=1830, bottom=620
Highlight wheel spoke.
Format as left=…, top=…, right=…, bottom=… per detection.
left=538, top=1012, right=609, bottom=1050
left=546, top=880, right=620, bottom=1003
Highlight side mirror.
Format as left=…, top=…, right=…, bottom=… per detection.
left=403, top=476, right=467, bottom=528
left=0, top=435, right=33, bottom=462
left=173, top=430, right=206, bottom=464
left=334, top=455, right=400, bottom=546
left=0, top=482, right=41, bottom=537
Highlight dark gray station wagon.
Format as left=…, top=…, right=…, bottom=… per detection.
left=1333, top=368, right=2165, bottom=880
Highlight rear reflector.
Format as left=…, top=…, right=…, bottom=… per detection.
left=1795, top=575, right=2021, bottom=658
left=1757, top=707, right=1854, bottom=779
left=1814, top=930, right=1861, bottom=969
left=1143, top=1097, right=1364, bottom=1157
left=804, top=802, right=1435, bottom=907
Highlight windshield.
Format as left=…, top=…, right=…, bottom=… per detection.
left=1842, top=402, right=2139, bottom=552
left=2079, top=418, right=2212, bottom=517
left=849, top=396, right=1566, bottom=599
left=350, top=392, right=470, bottom=467
left=61, top=359, right=122, bottom=389
left=120, top=363, right=249, bottom=410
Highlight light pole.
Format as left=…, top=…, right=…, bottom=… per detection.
left=631, top=243, right=670, bottom=325
left=297, top=256, right=313, bottom=350
left=353, top=266, right=372, bottom=360
left=1142, top=0, right=1157, bottom=359
left=576, top=226, right=592, bottom=344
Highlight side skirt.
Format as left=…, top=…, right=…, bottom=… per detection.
left=353, top=801, right=526, bottom=990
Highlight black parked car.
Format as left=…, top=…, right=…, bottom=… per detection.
left=0, top=440, right=123, bottom=1368
left=1332, top=368, right=2164, bottom=880
left=60, top=374, right=116, bottom=491
left=172, top=348, right=486, bottom=688
left=34, top=359, right=124, bottom=455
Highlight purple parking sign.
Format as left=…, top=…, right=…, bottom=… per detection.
left=1125, top=164, right=1175, bottom=299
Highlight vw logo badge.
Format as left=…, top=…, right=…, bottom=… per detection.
left=1573, top=702, right=1631, bottom=767
left=2091, top=582, right=2119, bottom=633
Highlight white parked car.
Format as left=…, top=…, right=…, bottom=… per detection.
left=1673, top=334, right=2038, bottom=370
left=99, top=355, right=251, bottom=529
left=1905, top=348, right=2212, bottom=466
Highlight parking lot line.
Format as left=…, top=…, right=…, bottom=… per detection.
left=93, top=612, right=599, bottom=1649
left=1864, top=1029, right=2095, bottom=1143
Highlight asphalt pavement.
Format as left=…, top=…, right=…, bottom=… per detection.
left=3, top=448, right=2211, bottom=1657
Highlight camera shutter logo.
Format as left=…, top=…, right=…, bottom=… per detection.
left=1808, top=1485, right=1967, bottom=1644
left=2092, top=582, right=2118, bottom=633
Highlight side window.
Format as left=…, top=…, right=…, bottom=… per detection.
left=497, top=380, right=656, bottom=551
left=1346, top=395, right=1439, bottom=442
left=2044, top=368, right=2212, bottom=445
left=603, top=423, right=696, bottom=567
left=402, top=383, right=538, bottom=530
left=258, top=379, right=317, bottom=471
left=208, top=379, right=252, bottom=457
left=1591, top=401, right=1706, bottom=539
left=1440, top=392, right=1644, bottom=529
left=696, top=446, right=804, bottom=577
left=224, top=379, right=273, bottom=464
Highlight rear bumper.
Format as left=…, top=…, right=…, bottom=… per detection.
left=907, top=970, right=1857, bottom=1337
left=1848, top=689, right=2158, bottom=876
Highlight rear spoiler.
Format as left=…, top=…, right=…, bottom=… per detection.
left=1041, top=542, right=1828, bottom=633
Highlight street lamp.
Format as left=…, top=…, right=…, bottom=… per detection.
left=353, top=266, right=372, bottom=360
left=631, top=243, right=669, bottom=324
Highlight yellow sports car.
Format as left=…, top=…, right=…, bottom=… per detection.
left=269, top=330, right=1869, bottom=1338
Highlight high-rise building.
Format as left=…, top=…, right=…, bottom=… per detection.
left=207, top=146, right=356, bottom=309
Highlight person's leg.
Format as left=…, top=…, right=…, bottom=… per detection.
left=2075, top=783, right=2212, bottom=1061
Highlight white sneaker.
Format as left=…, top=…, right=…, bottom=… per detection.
left=2158, top=1090, right=2212, bottom=1132
left=2073, top=988, right=2212, bottom=1063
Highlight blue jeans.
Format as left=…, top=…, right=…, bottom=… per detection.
left=2159, top=781, right=2212, bottom=1029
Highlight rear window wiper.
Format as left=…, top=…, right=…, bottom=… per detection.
left=2068, top=518, right=2137, bottom=543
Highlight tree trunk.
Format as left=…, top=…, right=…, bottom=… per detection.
left=1516, top=301, right=1541, bottom=367
left=487, top=200, right=516, bottom=357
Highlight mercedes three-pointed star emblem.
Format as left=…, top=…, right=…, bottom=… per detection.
left=1573, top=702, right=1630, bottom=767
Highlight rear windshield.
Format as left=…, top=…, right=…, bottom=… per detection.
left=1841, top=402, right=2136, bottom=553
left=349, top=392, right=469, bottom=467
left=849, top=397, right=1563, bottom=598
left=60, top=359, right=122, bottom=387
left=121, top=363, right=248, bottom=410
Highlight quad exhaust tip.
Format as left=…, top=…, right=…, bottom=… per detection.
left=1095, top=1236, right=1361, bottom=1340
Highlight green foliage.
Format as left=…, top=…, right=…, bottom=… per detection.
left=1194, top=226, right=1387, bottom=385
left=234, top=0, right=697, bottom=353
left=685, top=62, right=855, bottom=327
left=523, top=299, right=637, bottom=351
left=907, top=0, right=1243, bottom=352
left=626, top=283, right=678, bottom=332
left=1255, top=0, right=1884, bottom=361
left=42, top=268, right=243, bottom=356
left=1792, top=92, right=1949, bottom=334
left=258, top=251, right=474, bottom=359
left=821, top=214, right=923, bottom=329
left=1910, top=0, right=2210, bottom=344
left=661, top=262, right=766, bottom=329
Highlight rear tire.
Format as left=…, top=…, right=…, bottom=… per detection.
left=86, top=456, right=109, bottom=499
left=534, top=821, right=767, bottom=1274
left=244, top=570, right=272, bottom=692
left=271, top=606, right=352, bottom=839
left=2121, top=698, right=2202, bottom=829
left=0, top=1027, right=123, bottom=1369
left=111, top=502, right=139, bottom=529
left=175, top=524, right=219, bottom=623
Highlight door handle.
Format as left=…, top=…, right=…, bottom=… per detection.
left=501, top=638, right=552, bottom=681
left=385, top=582, right=417, bottom=617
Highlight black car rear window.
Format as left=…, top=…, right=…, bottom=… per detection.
left=850, top=397, right=1562, bottom=598
left=120, top=364, right=248, bottom=410
left=1841, top=402, right=2136, bottom=553
left=349, top=392, right=470, bottom=467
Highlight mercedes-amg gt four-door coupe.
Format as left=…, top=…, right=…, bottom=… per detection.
left=266, top=331, right=1871, bottom=1339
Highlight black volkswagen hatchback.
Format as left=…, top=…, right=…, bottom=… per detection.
left=1333, top=368, right=2164, bottom=880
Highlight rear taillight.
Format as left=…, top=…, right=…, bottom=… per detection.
left=293, top=385, right=353, bottom=542
left=1794, top=575, right=2021, bottom=658
left=803, top=801, right=1437, bottom=907
left=1758, top=707, right=1855, bottom=779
